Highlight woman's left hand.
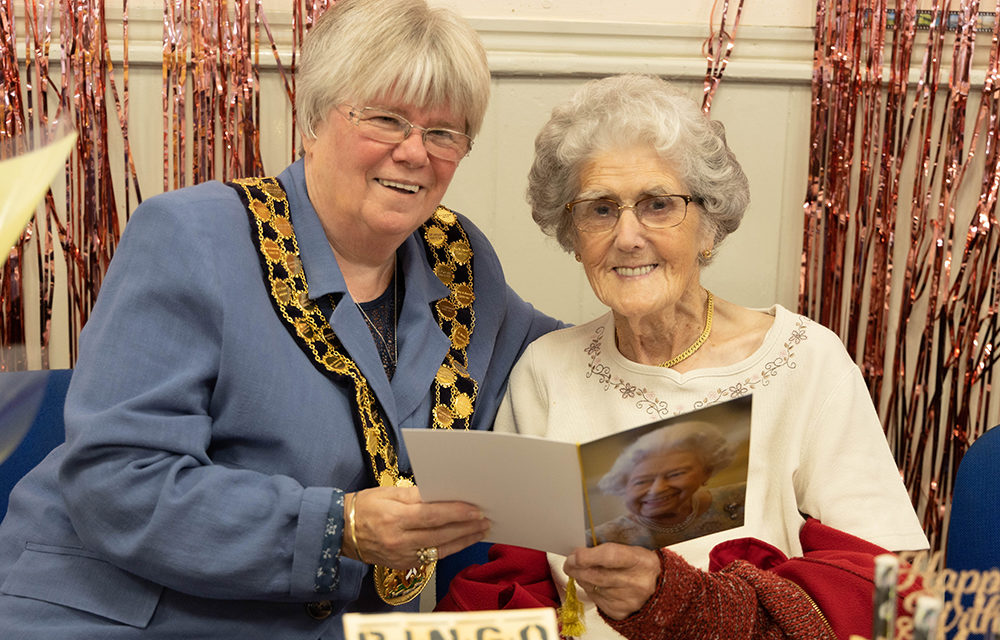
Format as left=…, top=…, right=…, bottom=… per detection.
left=563, top=543, right=661, bottom=620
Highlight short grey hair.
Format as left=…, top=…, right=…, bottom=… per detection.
left=296, top=0, right=491, bottom=143
left=597, top=421, right=735, bottom=497
left=527, top=74, right=750, bottom=258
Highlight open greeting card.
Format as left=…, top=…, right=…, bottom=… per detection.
left=402, top=394, right=751, bottom=556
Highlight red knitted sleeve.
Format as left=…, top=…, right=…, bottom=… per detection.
left=602, top=549, right=836, bottom=640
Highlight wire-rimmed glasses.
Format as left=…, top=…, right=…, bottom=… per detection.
left=338, top=105, right=472, bottom=162
left=565, top=194, right=697, bottom=232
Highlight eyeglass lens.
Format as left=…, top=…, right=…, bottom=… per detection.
left=570, top=195, right=688, bottom=231
left=347, top=107, right=470, bottom=161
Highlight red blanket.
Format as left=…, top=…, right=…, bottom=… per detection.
left=437, top=519, right=922, bottom=640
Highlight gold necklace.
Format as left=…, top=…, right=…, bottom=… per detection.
left=356, top=261, right=398, bottom=371
left=659, top=291, right=714, bottom=369
left=231, top=177, right=479, bottom=606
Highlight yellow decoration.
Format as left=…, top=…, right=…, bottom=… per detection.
left=263, top=183, right=285, bottom=199
left=284, top=254, right=303, bottom=276
left=434, top=206, right=456, bottom=225
left=425, top=225, right=447, bottom=247
left=558, top=577, right=586, bottom=637
left=272, top=216, right=293, bottom=237
left=449, top=240, right=472, bottom=264
left=451, top=325, right=470, bottom=349
left=435, top=262, right=456, bottom=285
left=452, top=393, right=473, bottom=419
left=272, top=280, right=293, bottom=304
left=451, top=359, right=469, bottom=377
left=251, top=200, right=272, bottom=221
left=436, top=365, right=457, bottom=387
left=454, top=283, right=475, bottom=307
left=262, top=239, right=283, bottom=262
left=323, top=354, right=348, bottom=374
left=435, top=405, right=454, bottom=426
left=436, top=299, right=457, bottom=320
left=0, top=130, right=76, bottom=266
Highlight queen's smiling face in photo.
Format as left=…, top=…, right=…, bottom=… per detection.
left=622, top=448, right=713, bottom=526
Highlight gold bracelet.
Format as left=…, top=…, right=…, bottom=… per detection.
left=348, top=492, right=369, bottom=564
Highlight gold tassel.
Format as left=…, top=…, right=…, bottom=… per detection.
left=558, top=577, right=586, bottom=637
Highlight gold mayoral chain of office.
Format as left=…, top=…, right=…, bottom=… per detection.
left=229, top=176, right=479, bottom=606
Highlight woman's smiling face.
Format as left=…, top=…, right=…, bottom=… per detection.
left=623, top=449, right=711, bottom=521
left=573, top=146, right=709, bottom=322
left=302, top=98, right=464, bottom=246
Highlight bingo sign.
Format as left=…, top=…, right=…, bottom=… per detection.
left=343, top=608, right=559, bottom=640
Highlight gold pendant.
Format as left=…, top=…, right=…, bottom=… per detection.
left=373, top=476, right=434, bottom=605
left=373, top=561, right=436, bottom=605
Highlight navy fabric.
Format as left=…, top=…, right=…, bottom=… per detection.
left=945, top=426, right=1000, bottom=640
left=946, top=426, right=1000, bottom=572
left=436, top=541, right=491, bottom=602
left=0, top=369, right=70, bottom=521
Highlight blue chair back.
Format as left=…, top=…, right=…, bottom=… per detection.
left=946, top=425, right=1000, bottom=571
left=0, top=369, right=71, bottom=520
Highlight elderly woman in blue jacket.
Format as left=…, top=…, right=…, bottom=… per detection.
left=0, top=1, right=559, bottom=637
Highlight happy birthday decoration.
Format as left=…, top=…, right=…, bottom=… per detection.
left=900, top=550, right=998, bottom=639
left=804, top=0, right=999, bottom=551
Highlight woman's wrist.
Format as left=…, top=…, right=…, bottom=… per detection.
left=600, top=549, right=680, bottom=633
left=344, top=492, right=370, bottom=564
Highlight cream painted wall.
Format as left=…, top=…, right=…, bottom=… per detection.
left=435, top=0, right=816, bottom=27
left=17, top=1, right=817, bottom=366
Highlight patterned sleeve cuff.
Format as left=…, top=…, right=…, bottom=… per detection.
left=313, top=488, right=345, bottom=594
left=601, top=549, right=700, bottom=639
left=603, top=549, right=834, bottom=640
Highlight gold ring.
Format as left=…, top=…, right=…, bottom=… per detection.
left=417, top=546, right=439, bottom=564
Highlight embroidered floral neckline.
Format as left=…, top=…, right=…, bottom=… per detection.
left=583, top=307, right=808, bottom=418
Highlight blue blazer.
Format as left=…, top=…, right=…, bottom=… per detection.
left=0, top=159, right=560, bottom=638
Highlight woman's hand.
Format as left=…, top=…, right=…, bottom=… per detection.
left=563, top=543, right=661, bottom=620
left=343, top=487, right=489, bottom=570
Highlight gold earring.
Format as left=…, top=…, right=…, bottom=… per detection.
left=574, top=253, right=582, bottom=262
left=701, top=249, right=712, bottom=259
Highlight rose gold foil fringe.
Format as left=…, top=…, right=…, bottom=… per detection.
left=805, top=0, right=999, bottom=552
left=702, top=0, right=746, bottom=114
left=0, top=0, right=110, bottom=371
left=166, top=1, right=328, bottom=188
left=2, top=1, right=330, bottom=371
left=1, top=0, right=29, bottom=370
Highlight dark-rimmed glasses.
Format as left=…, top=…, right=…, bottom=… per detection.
left=565, top=194, right=697, bottom=232
left=338, top=105, right=472, bottom=163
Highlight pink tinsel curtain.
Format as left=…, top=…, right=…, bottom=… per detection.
left=805, top=0, right=999, bottom=551
left=0, top=0, right=331, bottom=369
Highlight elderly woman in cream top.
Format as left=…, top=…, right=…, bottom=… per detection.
left=492, top=74, right=927, bottom=638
